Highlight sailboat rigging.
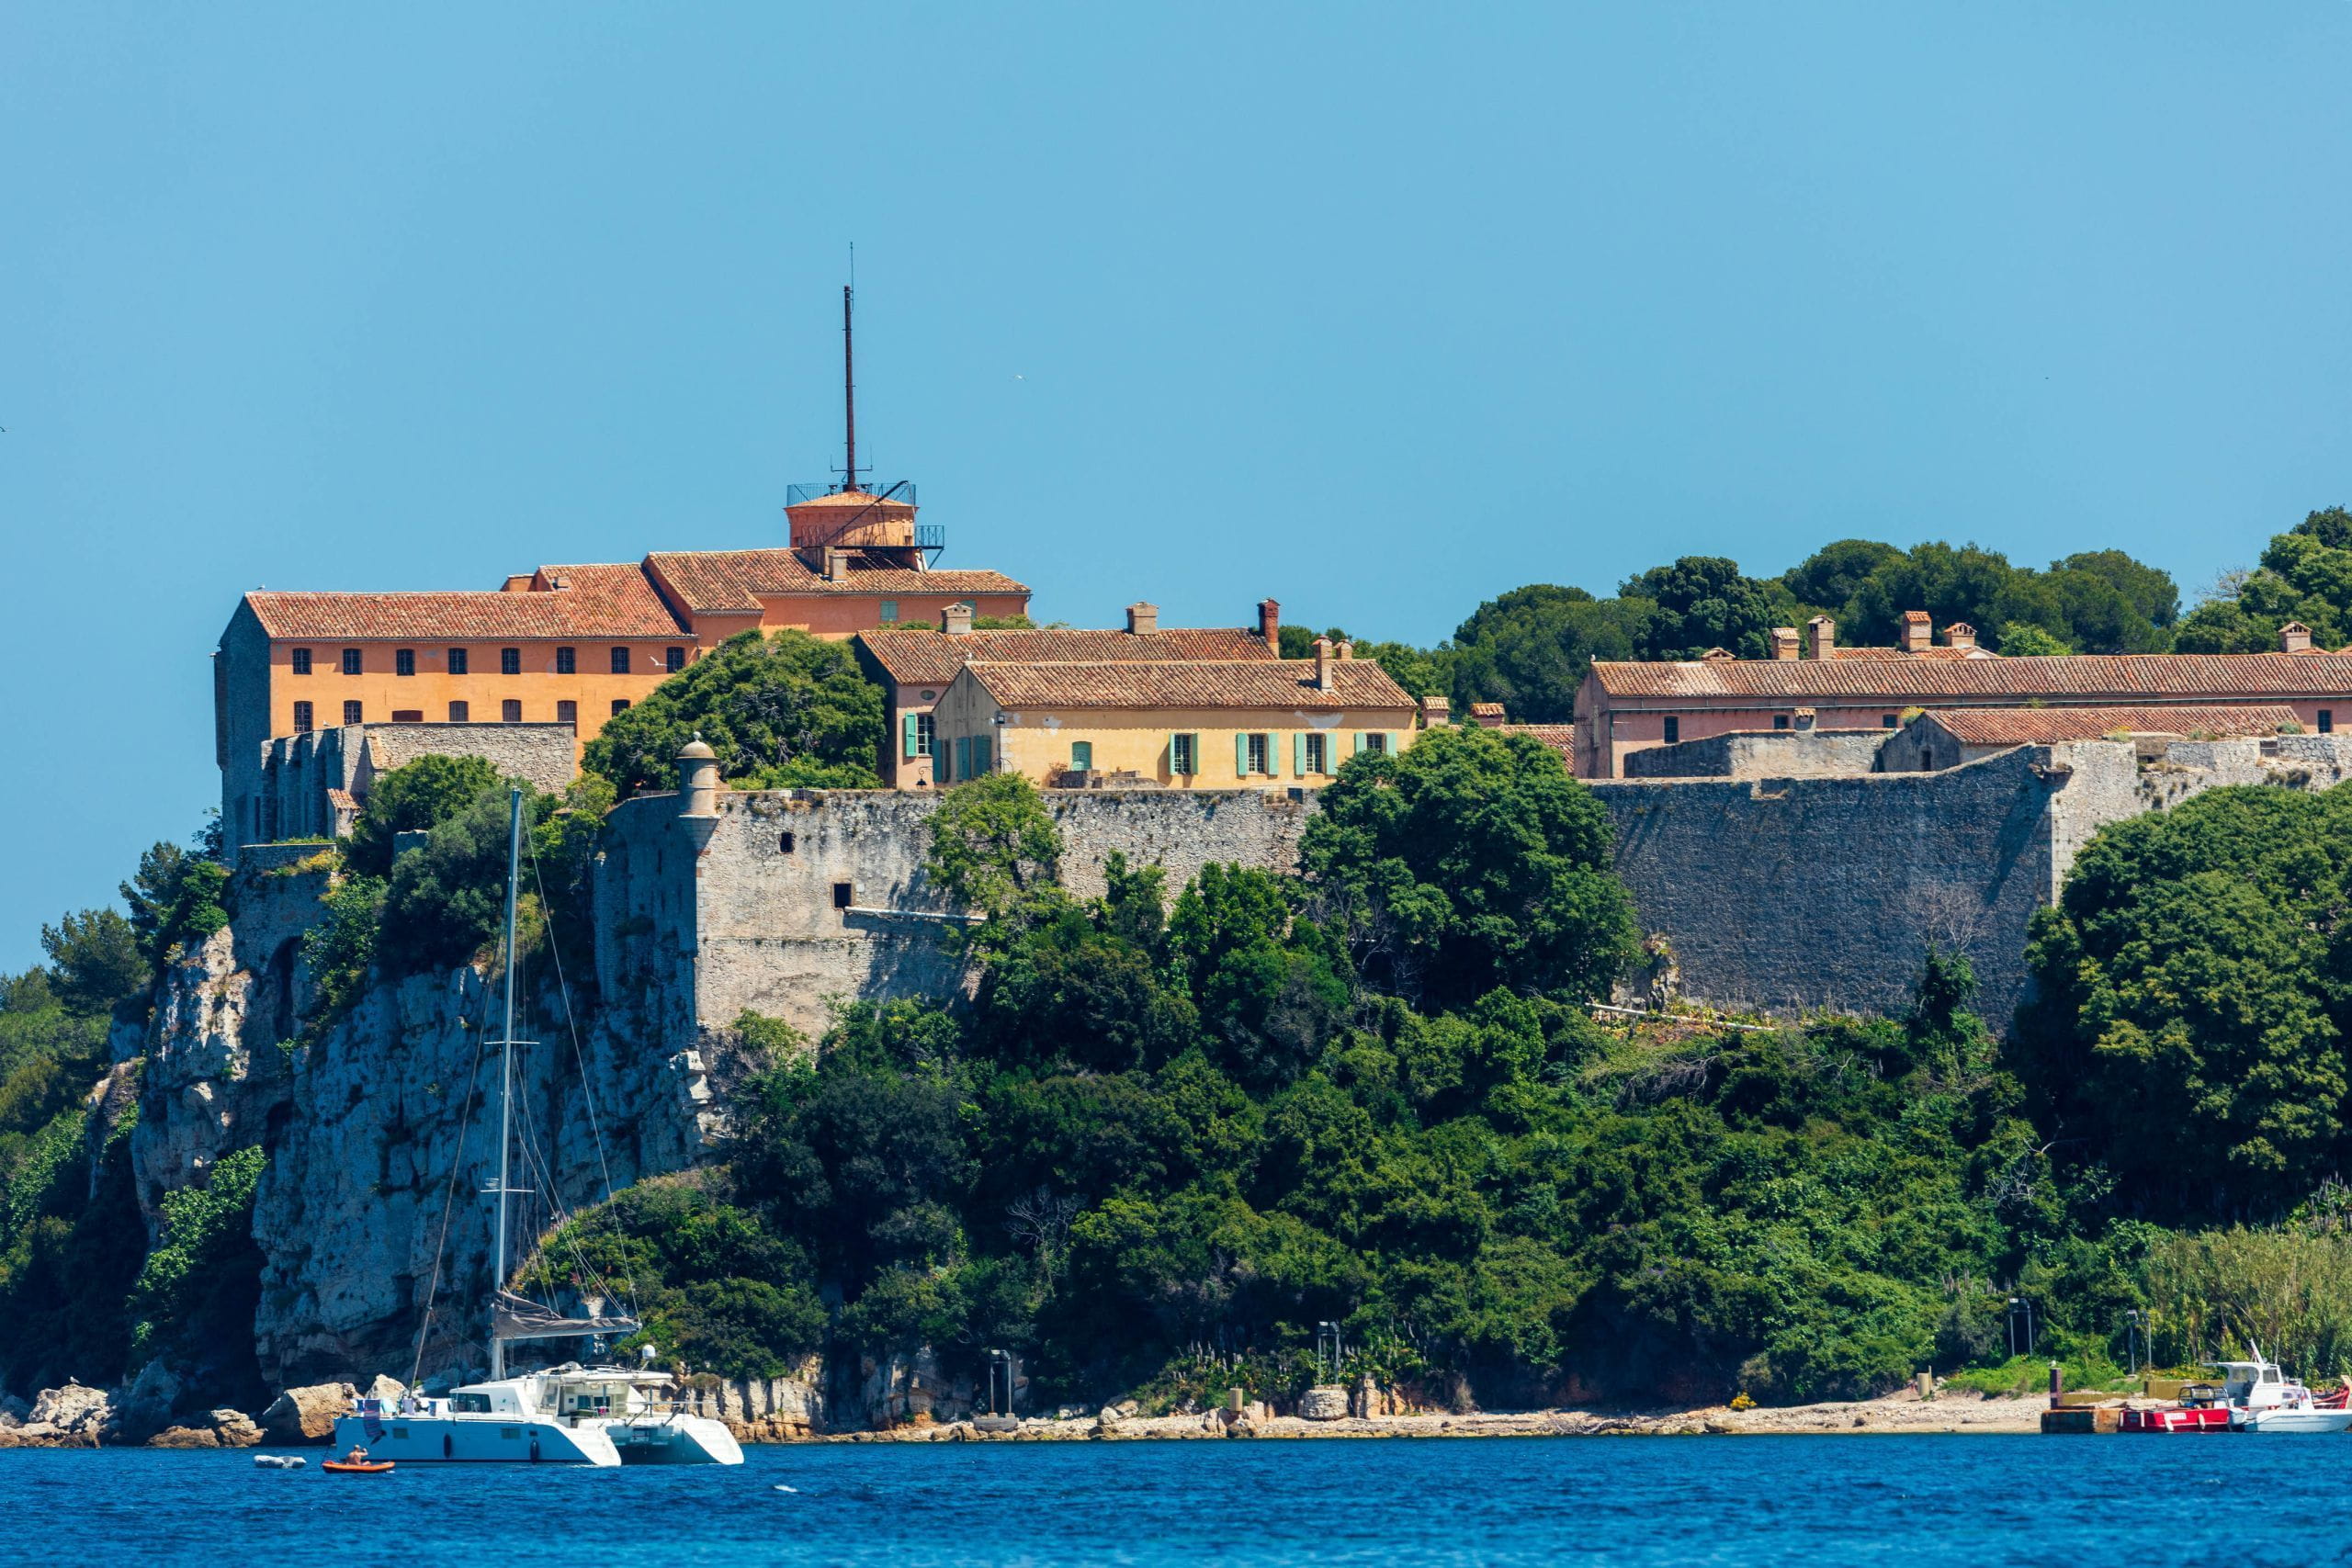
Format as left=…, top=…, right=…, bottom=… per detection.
left=334, top=788, right=743, bottom=1465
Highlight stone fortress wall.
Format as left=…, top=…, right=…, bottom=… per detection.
left=594, top=785, right=1318, bottom=1046
left=592, top=730, right=2352, bottom=1052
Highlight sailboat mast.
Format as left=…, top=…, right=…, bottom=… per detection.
left=491, top=786, right=523, bottom=1382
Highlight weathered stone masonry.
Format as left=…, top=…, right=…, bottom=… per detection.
left=594, top=785, right=1320, bottom=1044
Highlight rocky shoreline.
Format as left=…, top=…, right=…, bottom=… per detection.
left=0, top=1374, right=2045, bottom=1450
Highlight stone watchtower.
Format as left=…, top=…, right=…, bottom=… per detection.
left=677, top=738, right=720, bottom=851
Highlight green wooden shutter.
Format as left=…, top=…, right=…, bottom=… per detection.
left=1168, top=732, right=1180, bottom=774
left=902, top=713, right=919, bottom=760
left=1352, top=732, right=1366, bottom=755
left=975, top=735, right=991, bottom=773
left=1236, top=733, right=1250, bottom=776
left=1294, top=733, right=1306, bottom=775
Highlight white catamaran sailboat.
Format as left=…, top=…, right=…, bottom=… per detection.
left=333, top=790, right=742, bottom=1466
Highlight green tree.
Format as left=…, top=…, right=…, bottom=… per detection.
left=2014, top=785, right=2352, bottom=1220
left=1300, top=723, right=1638, bottom=1010
left=1996, top=622, right=2075, bottom=658
left=119, top=837, right=230, bottom=971
left=925, top=773, right=1062, bottom=920
left=1445, top=584, right=1641, bottom=723
left=345, top=753, right=503, bottom=877
left=39, top=908, right=147, bottom=1015
left=1780, top=539, right=1905, bottom=617
left=1618, top=556, right=1796, bottom=662
left=1168, top=864, right=1349, bottom=1090
left=583, top=629, right=882, bottom=796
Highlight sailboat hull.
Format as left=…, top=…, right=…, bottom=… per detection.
left=332, top=1414, right=622, bottom=1466
left=607, top=1414, right=746, bottom=1465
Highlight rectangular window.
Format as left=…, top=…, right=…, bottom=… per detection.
left=956, top=736, right=972, bottom=780
left=1246, top=733, right=1269, bottom=774
left=342, top=648, right=362, bottom=675
left=447, top=648, right=469, bottom=676
left=665, top=647, right=685, bottom=673
left=1662, top=717, right=1680, bottom=744
left=1365, top=732, right=1389, bottom=755
left=1170, top=732, right=1198, bottom=775
left=448, top=701, right=469, bottom=722
left=502, top=699, right=522, bottom=723
left=293, top=701, right=313, bottom=732
left=1881, top=713, right=1898, bottom=729
left=833, top=882, right=854, bottom=909
left=343, top=700, right=362, bottom=724
left=1303, top=733, right=1328, bottom=774
left=1071, top=740, right=1093, bottom=772
left=880, top=600, right=899, bottom=624
left=1772, top=715, right=1791, bottom=730
left=2322, top=710, right=2336, bottom=734
left=556, top=647, right=576, bottom=675
left=916, top=712, right=934, bottom=758
left=557, top=700, right=577, bottom=726
left=610, top=648, right=630, bottom=674
left=390, top=708, right=423, bottom=723
left=395, top=649, right=416, bottom=677
left=610, top=698, right=630, bottom=716
left=290, top=649, right=312, bottom=676
left=501, top=648, right=521, bottom=676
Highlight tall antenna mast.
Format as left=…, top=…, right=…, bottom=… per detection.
left=841, top=280, right=857, bottom=492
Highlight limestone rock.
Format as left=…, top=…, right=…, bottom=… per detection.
left=361, top=1374, right=406, bottom=1404
left=1298, top=1386, right=1350, bottom=1421
left=115, top=1359, right=186, bottom=1442
left=149, top=1425, right=222, bottom=1449
left=0, top=1393, right=28, bottom=1428
left=28, top=1381, right=111, bottom=1440
left=210, top=1408, right=265, bottom=1447
left=261, top=1382, right=354, bottom=1444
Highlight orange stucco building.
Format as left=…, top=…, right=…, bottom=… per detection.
left=215, top=488, right=1028, bottom=853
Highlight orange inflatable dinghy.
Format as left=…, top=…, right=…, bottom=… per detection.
left=322, top=1461, right=395, bottom=1474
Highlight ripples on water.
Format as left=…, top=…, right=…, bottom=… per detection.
left=3, top=1434, right=2315, bottom=1566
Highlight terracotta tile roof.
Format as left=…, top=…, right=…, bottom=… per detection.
left=963, top=659, right=1416, bottom=711
left=1469, top=702, right=1508, bottom=717
left=1590, top=650, right=2352, bottom=703
left=246, top=563, right=687, bottom=640
left=644, top=547, right=1028, bottom=612
left=1925, top=705, right=2305, bottom=745
left=856, top=626, right=1279, bottom=687
left=1827, top=645, right=1999, bottom=661
left=1492, top=723, right=1576, bottom=763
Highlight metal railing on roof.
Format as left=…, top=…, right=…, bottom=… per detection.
left=786, top=481, right=918, bottom=507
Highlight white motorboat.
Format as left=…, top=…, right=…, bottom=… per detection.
left=2211, top=1343, right=2352, bottom=1434
left=332, top=789, right=742, bottom=1467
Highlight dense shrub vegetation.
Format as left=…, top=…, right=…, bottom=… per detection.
left=1278, top=514, right=2352, bottom=722
left=582, top=628, right=883, bottom=796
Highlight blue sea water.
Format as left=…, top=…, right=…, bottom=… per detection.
left=6, top=1434, right=2333, bottom=1566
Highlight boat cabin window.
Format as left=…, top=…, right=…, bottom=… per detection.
left=452, top=1392, right=492, bottom=1413
left=2262, top=1367, right=2281, bottom=1382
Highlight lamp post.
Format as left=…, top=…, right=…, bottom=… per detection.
left=2007, top=1296, right=2035, bottom=1359
left=984, top=1348, right=1011, bottom=1418
left=1317, top=1321, right=1341, bottom=1382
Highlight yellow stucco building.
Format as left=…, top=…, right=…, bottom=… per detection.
left=929, top=640, right=1422, bottom=787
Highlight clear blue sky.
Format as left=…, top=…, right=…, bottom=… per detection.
left=6, top=4, right=2352, bottom=965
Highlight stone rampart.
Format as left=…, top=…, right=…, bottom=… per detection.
left=1592, top=747, right=2069, bottom=1026
left=596, top=786, right=1317, bottom=1045
left=1623, top=729, right=1890, bottom=780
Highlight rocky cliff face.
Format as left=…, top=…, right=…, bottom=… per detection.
left=135, top=863, right=714, bottom=1391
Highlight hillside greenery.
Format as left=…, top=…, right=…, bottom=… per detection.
left=583, top=628, right=883, bottom=796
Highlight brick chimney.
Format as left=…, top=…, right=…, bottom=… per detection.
left=1806, top=615, right=1836, bottom=660
left=1769, top=626, right=1800, bottom=660
left=1258, top=598, right=1281, bottom=650
left=943, top=602, right=974, bottom=637
left=1941, top=622, right=1977, bottom=652
left=1314, top=637, right=1335, bottom=691
left=1335, top=640, right=1353, bottom=660
left=1418, top=694, right=1450, bottom=728
left=2280, top=621, right=2314, bottom=654
left=823, top=546, right=849, bottom=582
left=1900, top=611, right=1931, bottom=654
left=1125, top=602, right=1159, bottom=636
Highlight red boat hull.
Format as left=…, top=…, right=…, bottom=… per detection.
left=2120, top=1407, right=2231, bottom=1433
